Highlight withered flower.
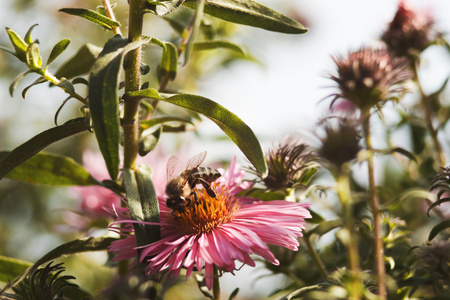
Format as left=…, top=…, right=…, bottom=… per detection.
left=329, top=47, right=413, bottom=113
left=381, top=0, right=438, bottom=61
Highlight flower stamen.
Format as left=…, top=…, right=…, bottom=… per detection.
left=172, top=183, right=240, bottom=235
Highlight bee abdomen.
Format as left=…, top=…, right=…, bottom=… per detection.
left=192, top=167, right=221, bottom=182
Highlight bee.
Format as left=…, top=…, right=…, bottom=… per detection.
left=165, top=151, right=221, bottom=215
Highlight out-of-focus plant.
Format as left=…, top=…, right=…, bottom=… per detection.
left=0, top=0, right=313, bottom=299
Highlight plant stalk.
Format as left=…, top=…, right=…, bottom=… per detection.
left=362, top=113, right=386, bottom=299
left=102, top=0, right=122, bottom=35
left=303, top=236, right=328, bottom=279
left=412, top=63, right=445, bottom=166
left=122, top=0, right=144, bottom=170
left=336, top=169, right=361, bottom=300
left=213, top=266, right=221, bottom=300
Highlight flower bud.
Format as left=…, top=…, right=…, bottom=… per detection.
left=329, top=47, right=412, bottom=113
left=256, top=141, right=319, bottom=191
left=381, top=0, right=438, bottom=61
left=318, top=118, right=361, bottom=169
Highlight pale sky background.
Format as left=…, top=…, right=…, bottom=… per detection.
left=1, top=0, right=450, bottom=298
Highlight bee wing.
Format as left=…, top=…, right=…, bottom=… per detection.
left=166, top=155, right=186, bottom=180
left=185, top=151, right=207, bottom=169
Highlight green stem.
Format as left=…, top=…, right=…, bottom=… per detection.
left=213, top=266, right=221, bottom=300
left=43, top=70, right=87, bottom=105
left=362, top=113, right=386, bottom=299
left=412, top=63, right=445, bottom=166
left=303, top=236, right=328, bottom=279
left=102, top=0, right=122, bottom=35
left=336, top=169, right=361, bottom=300
left=122, top=0, right=145, bottom=170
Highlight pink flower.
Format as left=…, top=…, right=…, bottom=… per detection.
left=108, top=158, right=311, bottom=290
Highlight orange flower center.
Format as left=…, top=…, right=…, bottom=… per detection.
left=172, top=183, right=240, bottom=235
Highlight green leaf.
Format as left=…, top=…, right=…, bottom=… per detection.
left=46, top=38, right=71, bottom=66
left=123, top=167, right=160, bottom=248
left=143, top=0, right=185, bottom=15
left=0, top=256, right=32, bottom=283
left=183, top=0, right=205, bottom=65
left=24, top=23, right=38, bottom=44
left=0, top=119, right=89, bottom=182
left=193, top=40, right=246, bottom=55
left=428, top=220, right=450, bottom=241
left=140, top=116, right=194, bottom=130
left=9, top=70, right=33, bottom=97
left=159, top=42, right=178, bottom=80
left=59, top=8, right=121, bottom=31
left=139, top=127, right=162, bottom=156
left=183, top=0, right=308, bottom=34
left=127, top=88, right=268, bottom=176
left=54, top=43, right=102, bottom=80
left=5, top=27, right=28, bottom=62
left=0, top=152, right=99, bottom=186
left=22, top=76, right=47, bottom=99
left=0, top=237, right=117, bottom=295
left=307, top=208, right=326, bottom=224
left=89, top=35, right=149, bottom=179
left=56, top=78, right=76, bottom=94
left=305, top=219, right=343, bottom=238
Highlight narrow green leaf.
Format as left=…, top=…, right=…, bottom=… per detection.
left=428, top=220, right=450, bottom=241
left=306, top=219, right=343, bottom=237
left=123, top=167, right=160, bottom=248
left=390, top=147, right=417, bottom=162
left=0, top=119, right=88, bottom=182
left=228, top=288, right=240, bottom=300
left=0, top=45, right=18, bottom=57
left=184, top=0, right=205, bottom=65
left=0, top=256, right=32, bottom=283
left=0, top=152, right=99, bottom=186
left=59, top=8, right=121, bottom=31
left=89, top=35, right=149, bottom=179
left=427, top=197, right=450, bottom=216
left=0, top=237, right=117, bottom=295
left=56, top=78, right=76, bottom=94
left=127, top=89, right=268, bottom=176
left=24, top=24, right=38, bottom=44
left=183, top=0, right=308, bottom=34
left=54, top=44, right=102, bottom=80
left=46, top=38, right=71, bottom=66
left=5, top=27, right=28, bottom=62
left=193, top=40, right=246, bottom=55
left=139, top=127, right=162, bottom=156
left=140, top=116, right=194, bottom=130
left=22, top=76, right=46, bottom=99
left=143, top=0, right=185, bottom=15
left=9, top=70, right=33, bottom=97
left=160, top=42, right=178, bottom=80
left=307, top=208, right=326, bottom=224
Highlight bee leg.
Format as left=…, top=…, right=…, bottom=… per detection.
left=198, top=178, right=217, bottom=198
left=192, top=191, right=198, bottom=203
